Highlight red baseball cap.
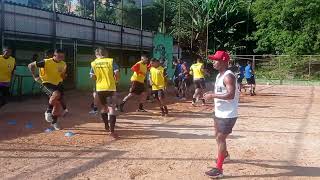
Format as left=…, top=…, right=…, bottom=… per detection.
left=208, top=50, right=230, bottom=62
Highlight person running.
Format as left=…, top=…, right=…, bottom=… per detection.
left=0, top=47, right=16, bottom=108
left=190, top=57, right=206, bottom=106
left=245, top=61, right=256, bottom=96
left=235, top=62, right=245, bottom=92
left=204, top=50, right=239, bottom=178
left=149, top=58, right=168, bottom=116
left=173, top=59, right=183, bottom=98
left=119, top=55, right=149, bottom=112
left=40, top=49, right=69, bottom=117
left=28, top=49, right=67, bottom=130
left=90, top=47, right=119, bottom=138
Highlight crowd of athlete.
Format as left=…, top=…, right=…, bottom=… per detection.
left=1, top=46, right=257, bottom=178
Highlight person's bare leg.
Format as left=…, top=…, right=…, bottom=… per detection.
left=119, top=93, right=134, bottom=112
left=137, top=92, right=147, bottom=111
left=108, top=104, right=118, bottom=138
left=216, top=133, right=228, bottom=171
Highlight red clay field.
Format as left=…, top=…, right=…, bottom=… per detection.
left=0, top=85, right=320, bottom=179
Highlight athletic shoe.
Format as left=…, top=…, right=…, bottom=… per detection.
left=89, top=110, right=99, bottom=115
left=51, top=123, right=61, bottom=130
left=45, top=112, right=54, bottom=123
left=181, top=97, right=187, bottom=101
left=250, top=93, right=254, bottom=96
left=201, top=99, right=206, bottom=106
left=205, top=168, right=223, bottom=178
left=191, top=98, right=196, bottom=106
left=137, top=108, right=147, bottom=112
left=62, top=109, right=69, bottom=117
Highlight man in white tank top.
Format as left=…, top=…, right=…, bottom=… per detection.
left=203, top=50, right=239, bottom=178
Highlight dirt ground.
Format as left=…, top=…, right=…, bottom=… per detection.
left=0, top=85, right=320, bottom=180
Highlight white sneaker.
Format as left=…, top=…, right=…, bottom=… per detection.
left=181, top=97, right=187, bottom=101
left=89, top=110, right=98, bottom=115
left=45, top=112, right=54, bottom=123
left=52, top=123, right=61, bottom=130
left=62, top=109, right=69, bottom=117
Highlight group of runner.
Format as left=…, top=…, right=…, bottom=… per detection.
left=1, top=46, right=253, bottom=178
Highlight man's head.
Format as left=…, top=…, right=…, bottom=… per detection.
left=2, top=47, right=12, bottom=59
left=141, top=54, right=149, bottom=64
left=196, top=57, right=203, bottom=63
left=44, top=49, right=54, bottom=59
left=208, top=50, right=230, bottom=71
left=150, top=58, right=160, bottom=67
left=247, top=61, right=252, bottom=66
left=53, top=49, right=65, bottom=62
left=177, top=59, right=182, bottom=64
left=95, top=47, right=108, bottom=58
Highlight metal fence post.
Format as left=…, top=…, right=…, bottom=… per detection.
left=93, top=0, right=96, bottom=48
left=308, top=55, right=311, bottom=80
left=278, top=57, right=282, bottom=85
left=52, top=0, right=57, bottom=49
left=0, top=0, right=5, bottom=48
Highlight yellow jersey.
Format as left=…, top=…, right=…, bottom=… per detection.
left=91, top=58, right=117, bottom=92
left=36, top=58, right=66, bottom=85
left=0, top=55, right=15, bottom=83
left=190, top=62, right=205, bottom=79
left=150, top=66, right=165, bottom=91
left=130, top=61, right=147, bottom=83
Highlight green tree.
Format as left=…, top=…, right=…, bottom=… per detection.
left=252, top=0, right=320, bottom=55
left=169, top=0, right=248, bottom=56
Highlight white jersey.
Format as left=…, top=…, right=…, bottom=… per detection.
left=214, top=70, right=239, bottom=118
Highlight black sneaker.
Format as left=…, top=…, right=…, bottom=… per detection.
left=205, top=168, right=223, bottom=178
left=137, top=108, right=147, bottom=112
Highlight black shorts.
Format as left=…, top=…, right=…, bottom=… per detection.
left=194, top=78, right=206, bottom=89
left=214, top=116, right=237, bottom=134
left=42, top=83, right=64, bottom=97
left=97, top=91, right=114, bottom=106
left=0, top=86, right=10, bottom=106
left=152, top=89, right=165, bottom=99
left=130, top=81, right=145, bottom=95
left=246, top=76, right=256, bottom=85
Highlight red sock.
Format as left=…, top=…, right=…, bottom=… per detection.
left=216, top=152, right=225, bottom=171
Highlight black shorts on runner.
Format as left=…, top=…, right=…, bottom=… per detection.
left=194, top=78, right=206, bottom=89
left=0, top=86, right=10, bottom=106
left=42, top=83, right=64, bottom=97
left=214, top=116, right=237, bottom=134
left=97, top=91, right=114, bottom=106
left=152, top=89, right=165, bottom=100
left=130, top=81, right=145, bottom=95
left=246, top=76, right=256, bottom=85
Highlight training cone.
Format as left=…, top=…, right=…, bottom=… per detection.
left=44, top=128, right=54, bottom=133
left=8, top=120, right=17, bottom=125
left=65, top=131, right=75, bottom=137
left=25, top=122, right=33, bottom=129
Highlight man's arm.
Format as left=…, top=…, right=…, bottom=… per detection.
left=204, top=74, right=236, bottom=101
left=28, top=61, right=43, bottom=81
left=113, top=63, right=120, bottom=81
left=89, top=67, right=96, bottom=80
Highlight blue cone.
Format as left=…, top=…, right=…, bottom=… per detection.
left=8, top=120, right=17, bottom=125
left=44, top=128, right=54, bottom=133
left=65, top=131, right=75, bottom=137
left=25, top=122, right=33, bottom=129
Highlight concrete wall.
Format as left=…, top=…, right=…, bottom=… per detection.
left=2, top=2, right=153, bottom=49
